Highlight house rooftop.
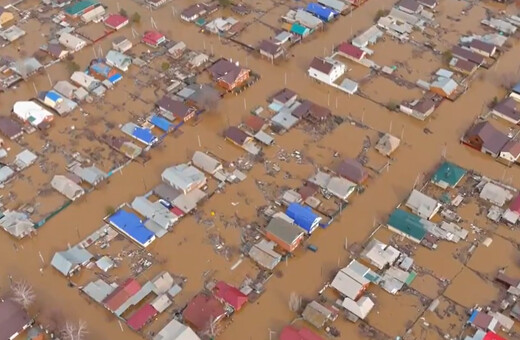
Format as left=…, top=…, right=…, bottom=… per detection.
left=309, top=57, right=334, bottom=74
left=266, top=217, right=304, bottom=245
left=182, top=293, right=225, bottom=333
left=337, top=42, right=365, bottom=60
left=225, top=126, right=249, bottom=145
left=465, top=121, right=509, bottom=155
left=0, top=299, right=32, bottom=340
left=431, top=161, right=466, bottom=188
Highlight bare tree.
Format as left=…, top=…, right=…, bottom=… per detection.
left=61, top=320, right=88, bottom=340
left=10, top=280, right=36, bottom=309
left=288, top=292, right=301, bottom=312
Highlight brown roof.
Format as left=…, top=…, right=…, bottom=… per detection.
left=493, top=97, right=520, bottom=122
left=309, top=102, right=331, bottom=121
left=259, top=39, right=282, bottom=56
left=396, top=0, right=421, bottom=12
left=298, top=184, right=318, bottom=200
left=0, top=117, right=22, bottom=139
left=208, top=59, right=247, bottom=85
left=181, top=4, right=206, bottom=18
left=465, top=121, right=509, bottom=155
left=103, top=278, right=141, bottom=312
left=451, top=46, right=484, bottom=65
left=471, top=311, right=493, bottom=329
left=271, top=88, right=297, bottom=105
left=411, top=98, right=436, bottom=114
left=47, top=43, right=65, bottom=58
left=451, top=58, right=476, bottom=73
left=157, top=96, right=194, bottom=118
left=291, top=100, right=312, bottom=119
left=182, top=293, right=225, bottom=332
left=337, top=158, right=367, bottom=184
left=0, top=299, right=31, bottom=340
left=225, top=126, right=249, bottom=145
left=496, top=271, right=520, bottom=287
left=417, top=0, right=437, bottom=8
left=470, top=39, right=495, bottom=54
left=501, top=140, right=520, bottom=157
left=309, top=57, right=334, bottom=75
left=244, top=115, right=265, bottom=133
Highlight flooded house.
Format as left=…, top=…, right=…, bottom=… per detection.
left=259, top=39, right=285, bottom=62
left=168, top=41, right=186, bottom=59
left=490, top=98, right=520, bottom=125
left=318, top=0, right=350, bottom=14
left=336, top=158, right=368, bottom=184
left=429, top=75, right=458, bottom=99
left=430, top=161, right=466, bottom=189
left=479, top=182, right=513, bottom=207
left=45, top=43, right=69, bottom=60
left=352, top=25, right=383, bottom=49
left=305, top=3, right=338, bottom=22
left=335, top=42, right=366, bottom=63
left=207, top=58, right=250, bottom=91
left=0, top=26, right=25, bottom=42
left=330, top=265, right=370, bottom=300
left=131, top=195, right=178, bottom=232
left=13, top=101, right=54, bottom=128
left=361, top=239, right=401, bottom=270
left=302, top=300, right=338, bottom=329
left=399, top=97, right=436, bottom=120
left=224, top=126, right=260, bottom=155
left=307, top=57, right=345, bottom=85
left=0, top=210, right=34, bottom=239
left=112, top=36, right=133, bottom=53
left=417, top=0, right=437, bottom=9
left=180, top=4, right=208, bottom=22
left=142, top=31, right=166, bottom=48
left=121, top=123, right=158, bottom=146
left=0, top=117, right=22, bottom=140
left=146, top=0, right=167, bottom=8
left=462, top=121, right=509, bottom=158
left=191, top=151, right=223, bottom=175
left=265, top=217, right=305, bottom=253
left=182, top=293, right=226, bottom=335
left=499, top=140, right=520, bottom=166
left=0, top=299, right=32, bottom=340
left=105, top=50, right=132, bottom=72
left=161, top=163, right=206, bottom=195
left=396, top=0, right=423, bottom=14
left=89, top=61, right=119, bottom=81
left=341, top=296, right=375, bottom=320
left=449, top=57, right=478, bottom=75
left=104, top=14, right=129, bottom=31
left=469, top=39, right=497, bottom=58
left=387, top=209, right=429, bottom=244
left=107, top=210, right=156, bottom=247
left=102, top=278, right=141, bottom=313
left=451, top=46, right=484, bottom=66
left=59, top=32, right=87, bottom=52
left=405, top=189, right=441, bottom=220
left=51, top=175, right=85, bottom=201
left=212, top=281, right=248, bottom=312
left=50, top=246, right=93, bottom=276
left=285, top=203, right=321, bottom=234
left=64, top=0, right=99, bottom=18
left=248, top=239, right=282, bottom=270
left=153, top=319, right=201, bottom=340
left=71, top=71, right=101, bottom=91
left=156, top=96, right=196, bottom=122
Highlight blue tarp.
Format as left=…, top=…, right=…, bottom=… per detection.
left=108, top=73, right=122, bottom=84
left=286, top=203, right=319, bottom=233
left=268, top=102, right=283, bottom=112
left=47, top=91, right=62, bottom=102
left=149, top=115, right=172, bottom=132
left=108, top=210, right=154, bottom=246
left=306, top=3, right=337, bottom=21
left=468, top=310, right=478, bottom=324
left=133, top=127, right=157, bottom=145
left=91, top=63, right=111, bottom=77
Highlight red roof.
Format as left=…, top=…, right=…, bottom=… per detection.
left=484, top=332, right=506, bottom=340
left=509, top=195, right=520, bottom=214
left=126, top=304, right=157, bottom=330
left=244, top=115, right=265, bottom=133
left=337, top=42, right=365, bottom=60
left=279, top=326, right=323, bottom=340
left=182, top=294, right=225, bottom=332
left=170, top=206, right=185, bottom=216
left=102, top=278, right=141, bottom=312
left=105, top=14, right=128, bottom=29
left=213, top=281, right=248, bottom=311
left=142, top=31, right=165, bottom=45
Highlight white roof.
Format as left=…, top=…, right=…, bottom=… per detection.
left=326, top=176, right=356, bottom=200
left=318, top=0, right=349, bottom=12
left=361, top=239, right=400, bottom=269
left=154, top=319, right=201, bottom=340
left=13, top=101, right=53, bottom=127
left=352, top=25, right=383, bottom=47
left=248, top=239, right=282, bottom=270
left=405, top=189, right=440, bottom=219
left=53, top=80, right=78, bottom=98
left=341, top=296, right=374, bottom=319
left=51, top=175, right=85, bottom=201
left=161, top=163, right=206, bottom=192
left=191, top=151, right=222, bottom=174
left=131, top=196, right=178, bottom=229
left=59, top=32, right=86, bottom=49
left=295, top=9, right=322, bottom=29
left=330, top=270, right=364, bottom=299
left=480, top=182, right=513, bottom=207
left=71, top=72, right=99, bottom=89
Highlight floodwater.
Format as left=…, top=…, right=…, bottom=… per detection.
left=1, top=0, right=520, bottom=339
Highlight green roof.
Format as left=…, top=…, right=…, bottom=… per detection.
left=64, top=0, right=98, bottom=15
left=291, top=23, right=308, bottom=35
left=431, top=161, right=466, bottom=188
left=387, top=209, right=427, bottom=241
left=405, top=271, right=417, bottom=285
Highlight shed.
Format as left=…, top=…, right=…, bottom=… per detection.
left=302, top=301, right=337, bottom=328
left=337, top=158, right=367, bottom=184
left=0, top=210, right=35, bottom=239
left=375, top=133, right=400, bottom=156
left=361, top=238, right=401, bottom=269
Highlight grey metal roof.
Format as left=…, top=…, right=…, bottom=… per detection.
left=248, top=239, right=282, bottom=270
left=161, top=163, right=206, bottom=193
left=14, top=150, right=37, bottom=170
left=131, top=196, right=177, bottom=229
left=51, top=175, right=85, bottom=201
left=330, top=270, right=364, bottom=299
left=51, top=246, right=93, bottom=276
left=173, top=189, right=207, bottom=213
left=73, top=165, right=107, bottom=186
left=0, top=210, right=34, bottom=239
left=153, top=183, right=182, bottom=203
left=405, top=189, right=439, bottom=219
left=265, top=217, right=304, bottom=245
left=271, top=110, right=299, bottom=130
left=0, top=166, right=14, bottom=183
left=114, top=281, right=155, bottom=316
left=82, top=279, right=115, bottom=303
left=96, top=256, right=114, bottom=272
left=341, top=296, right=374, bottom=319
left=191, top=151, right=222, bottom=174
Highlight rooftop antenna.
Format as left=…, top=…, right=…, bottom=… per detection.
left=151, top=17, right=158, bottom=30
left=32, top=82, right=38, bottom=96
left=131, top=27, right=139, bottom=39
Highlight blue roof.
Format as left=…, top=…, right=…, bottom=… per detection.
left=468, top=309, right=478, bottom=324
left=108, top=73, right=122, bottom=84
left=513, top=81, right=520, bottom=94
left=47, top=91, right=62, bottom=102
left=291, top=23, right=308, bottom=35
left=306, top=3, right=337, bottom=21
left=108, top=210, right=154, bottom=245
left=286, top=203, right=319, bottom=233
left=91, top=63, right=111, bottom=77
left=149, top=115, right=172, bottom=132
left=133, top=127, right=156, bottom=145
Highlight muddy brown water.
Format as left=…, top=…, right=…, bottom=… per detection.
left=1, top=0, right=520, bottom=339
